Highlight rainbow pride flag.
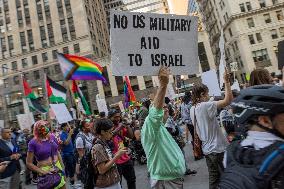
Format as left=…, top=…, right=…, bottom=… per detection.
left=57, top=53, right=106, bottom=82
left=124, top=76, right=136, bottom=108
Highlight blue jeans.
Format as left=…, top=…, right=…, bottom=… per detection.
left=62, top=153, right=76, bottom=178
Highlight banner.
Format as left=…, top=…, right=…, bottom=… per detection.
left=50, top=104, right=73, bottom=124
left=202, top=70, right=222, bottom=97
left=96, top=99, right=108, bottom=116
left=110, top=10, right=199, bottom=76
left=16, top=113, right=35, bottom=131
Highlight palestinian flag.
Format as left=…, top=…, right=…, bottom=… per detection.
left=46, top=76, right=67, bottom=104
left=23, top=78, right=47, bottom=113
left=71, top=80, right=91, bottom=115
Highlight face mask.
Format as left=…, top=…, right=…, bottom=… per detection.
left=39, top=125, right=49, bottom=137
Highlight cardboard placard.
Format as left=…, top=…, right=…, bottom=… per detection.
left=110, top=10, right=199, bottom=76
left=201, top=70, right=222, bottom=97
left=230, top=62, right=238, bottom=72
left=49, top=104, right=73, bottom=124
left=96, top=99, right=108, bottom=116
left=16, top=113, right=35, bottom=131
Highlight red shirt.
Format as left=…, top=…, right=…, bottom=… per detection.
left=112, top=124, right=130, bottom=164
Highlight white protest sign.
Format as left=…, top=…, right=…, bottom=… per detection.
left=50, top=104, right=73, bottom=124
left=231, top=79, right=241, bottom=91
left=16, top=113, right=35, bottom=131
left=201, top=70, right=222, bottom=97
left=96, top=99, right=108, bottom=116
left=0, top=120, right=4, bottom=129
left=230, top=62, right=238, bottom=72
left=118, top=101, right=125, bottom=112
left=110, top=10, right=199, bottom=76
left=166, top=84, right=176, bottom=100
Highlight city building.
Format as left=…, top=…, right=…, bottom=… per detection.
left=196, top=0, right=284, bottom=83
left=0, top=0, right=109, bottom=126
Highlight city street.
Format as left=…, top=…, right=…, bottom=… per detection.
left=22, top=143, right=209, bottom=189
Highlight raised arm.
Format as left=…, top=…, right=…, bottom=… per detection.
left=217, top=68, right=233, bottom=109
left=153, top=67, right=170, bottom=110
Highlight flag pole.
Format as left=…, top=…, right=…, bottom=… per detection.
left=44, top=73, right=51, bottom=123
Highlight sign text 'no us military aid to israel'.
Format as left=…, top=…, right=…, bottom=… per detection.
left=110, top=10, right=199, bottom=76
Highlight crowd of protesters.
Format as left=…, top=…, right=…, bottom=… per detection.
left=0, top=67, right=283, bottom=189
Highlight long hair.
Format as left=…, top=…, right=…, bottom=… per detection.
left=191, top=84, right=209, bottom=105
left=249, top=69, right=272, bottom=86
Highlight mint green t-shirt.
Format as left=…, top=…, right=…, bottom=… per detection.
left=141, top=107, right=186, bottom=180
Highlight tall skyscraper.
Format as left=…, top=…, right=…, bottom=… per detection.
left=0, top=0, right=109, bottom=126
left=196, top=0, right=284, bottom=83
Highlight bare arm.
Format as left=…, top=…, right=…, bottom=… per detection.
left=217, top=69, right=233, bottom=109
left=153, top=67, right=170, bottom=109
left=96, top=148, right=127, bottom=174
left=57, top=152, right=65, bottom=170
left=26, top=152, right=46, bottom=174
left=77, top=148, right=85, bottom=160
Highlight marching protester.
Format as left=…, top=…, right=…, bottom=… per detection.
left=141, top=67, right=186, bottom=189
left=108, top=109, right=136, bottom=189
left=92, top=118, right=128, bottom=189
left=0, top=127, right=21, bottom=188
left=138, top=98, right=151, bottom=128
left=190, top=69, right=233, bottom=189
left=75, top=119, right=95, bottom=186
left=60, top=123, right=76, bottom=186
left=26, top=120, right=66, bottom=189
left=219, top=85, right=284, bottom=189
left=249, top=68, right=273, bottom=86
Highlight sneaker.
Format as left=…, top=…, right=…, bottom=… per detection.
left=184, top=169, right=197, bottom=175
left=32, top=178, right=38, bottom=185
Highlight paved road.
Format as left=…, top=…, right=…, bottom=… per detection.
left=22, top=143, right=209, bottom=189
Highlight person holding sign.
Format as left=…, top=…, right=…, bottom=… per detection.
left=190, top=69, right=233, bottom=189
left=141, top=67, right=186, bottom=189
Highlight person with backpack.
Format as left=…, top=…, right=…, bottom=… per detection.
left=108, top=109, right=136, bottom=189
left=190, top=69, right=233, bottom=189
left=91, top=118, right=128, bottom=189
left=60, top=123, right=76, bottom=187
left=218, top=85, right=284, bottom=189
left=75, top=118, right=95, bottom=188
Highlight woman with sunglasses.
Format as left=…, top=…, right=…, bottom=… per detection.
left=26, top=120, right=66, bottom=189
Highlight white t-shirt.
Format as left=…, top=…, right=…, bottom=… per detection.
left=75, top=132, right=95, bottom=152
left=190, top=101, right=228, bottom=155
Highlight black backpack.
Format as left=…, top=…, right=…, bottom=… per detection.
left=218, top=141, right=284, bottom=189
left=75, top=133, right=96, bottom=189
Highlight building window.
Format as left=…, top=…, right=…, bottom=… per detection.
left=272, top=0, right=278, bottom=5
left=279, top=27, right=284, bottom=37
left=74, top=43, right=80, bottom=53
left=3, top=79, right=8, bottom=88
left=33, top=70, right=40, bottom=80
left=68, top=17, right=76, bottom=39
left=24, top=6, right=31, bottom=25
left=246, top=2, right=252, bottom=11
left=27, top=29, right=34, bottom=51
left=54, top=64, right=61, bottom=74
left=44, top=67, right=50, bottom=75
left=20, top=32, right=27, bottom=52
left=259, top=0, right=266, bottom=8
left=276, top=10, right=284, bottom=21
left=271, top=29, right=278, bottom=39
left=239, top=3, right=245, bottom=12
left=22, top=58, right=28, bottom=68
left=247, top=18, right=255, bottom=28
left=13, top=76, right=19, bottom=85
left=40, top=26, right=47, bottom=47
left=63, top=47, right=69, bottom=54
left=264, top=14, right=271, bottom=23
left=7, top=35, right=13, bottom=50
left=47, top=23, right=55, bottom=45
left=248, top=35, right=255, bottom=44
left=256, top=33, right=263, bottom=42
left=252, top=49, right=269, bottom=63
left=60, top=20, right=68, bottom=42
left=2, top=64, right=8, bottom=74
left=234, top=41, right=239, bottom=50
left=228, top=28, right=233, bottom=37
left=52, top=50, right=58, bottom=59
left=32, top=55, right=38, bottom=65
left=11, top=61, right=17, bottom=70
left=17, top=10, right=23, bottom=27
left=37, top=3, right=43, bottom=21
left=42, top=52, right=48, bottom=62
